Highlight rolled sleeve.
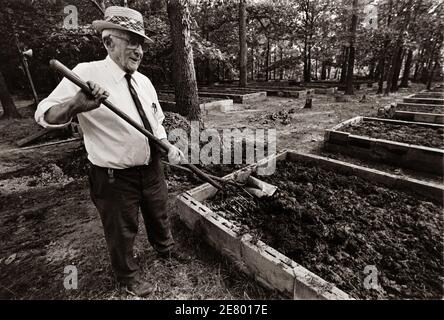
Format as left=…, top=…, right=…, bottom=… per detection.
left=34, top=63, right=87, bottom=128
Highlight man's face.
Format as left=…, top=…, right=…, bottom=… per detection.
left=109, top=31, right=144, bottom=74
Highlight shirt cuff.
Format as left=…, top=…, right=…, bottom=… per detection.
left=35, top=102, right=73, bottom=129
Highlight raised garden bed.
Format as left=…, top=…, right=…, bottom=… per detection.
left=177, top=151, right=443, bottom=299
left=416, top=91, right=444, bottom=98
left=209, top=85, right=309, bottom=98
left=159, top=89, right=266, bottom=104
left=403, top=94, right=444, bottom=105
left=396, top=102, right=444, bottom=114
left=391, top=110, right=444, bottom=124
left=198, top=91, right=267, bottom=104
left=301, top=84, right=339, bottom=94
left=158, top=93, right=233, bottom=113
left=324, top=117, right=444, bottom=175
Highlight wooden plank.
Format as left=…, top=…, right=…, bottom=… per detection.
left=19, top=137, right=82, bottom=150
left=240, top=234, right=351, bottom=299
left=362, top=116, right=444, bottom=128
left=393, top=111, right=444, bottom=124
left=404, top=97, right=444, bottom=105
left=16, top=128, right=55, bottom=147
left=416, top=92, right=444, bottom=98
left=314, top=87, right=337, bottom=94
left=330, top=116, right=363, bottom=131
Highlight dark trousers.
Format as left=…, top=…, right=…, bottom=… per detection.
left=87, top=156, right=174, bottom=283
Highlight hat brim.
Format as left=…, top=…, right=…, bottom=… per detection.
left=92, top=20, right=154, bottom=44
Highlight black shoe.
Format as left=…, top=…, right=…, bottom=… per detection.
left=123, top=278, right=156, bottom=297
left=157, top=248, right=192, bottom=263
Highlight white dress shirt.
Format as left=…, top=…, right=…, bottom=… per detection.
left=35, top=56, right=167, bottom=169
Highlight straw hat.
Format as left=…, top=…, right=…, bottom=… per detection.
left=92, top=6, right=153, bottom=43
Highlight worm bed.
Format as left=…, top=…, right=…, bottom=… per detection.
left=391, top=110, right=444, bottom=124
left=159, top=89, right=266, bottom=104
left=158, top=93, right=233, bottom=113
left=202, top=86, right=309, bottom=98
left=403, top=94, right=444, bottom=106
left=415, top=91, right=444, bottom=98
left=301, top=84, right=339, bottom=94
left=176, top=151, right=443, bottom=299
left=324, top=117, right=444, bottom=175
left=395, top=102, right=444, bottom=114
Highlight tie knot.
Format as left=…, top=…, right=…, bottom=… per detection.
left=125, top=73, right=132, bottom=83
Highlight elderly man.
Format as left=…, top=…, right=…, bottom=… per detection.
left=35, top=6, right=189, bottom=297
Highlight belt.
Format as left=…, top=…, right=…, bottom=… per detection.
left=89, top=160, right=158, bottom=184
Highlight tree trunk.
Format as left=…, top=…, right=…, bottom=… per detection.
left=340, top=46, right=348, bottom=84
left=320, top=61, right=327, bottom=80
left=422, top=46, right=436, bottom=83
left=377, top=55, right=387, bottom=94
left=384, top=46, right=398, bottom=95
left=399, top=49, right=413, bottom=87
left=239, top=0, right=247, bottom=87
left=307, top=42, right=311, bottom=82
left=273, top=49, right=276, bottom=80
left=368, top=60, right=375, bottom=79
left=374, top=59, right=382, bottom=80
left=427, top=59, right=439, bottom=90
left=251, top=47, right=254, bottom=81
left=167, top=0, right=200, bottom=120
left=303, top=37, right=308, bottom=82
left=279, top=47, right=284, bottom=80
left=377, top=0, right=394, bottom=94
left=345, top=0, right=358, bottom=95
left=314, top=57, right=318, bottom=80
left=266, top=38, right=270, bottom=81
left=391, top=47, right=404, bottom=92
left=0, top=70, right=21, bottom=119
left=413, top=48, right=424, bottom=81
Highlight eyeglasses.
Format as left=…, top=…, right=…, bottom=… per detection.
left=109, top=34, right=149, bottom=53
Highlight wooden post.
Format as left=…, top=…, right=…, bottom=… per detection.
left=15, top=34, right=39, bottom=106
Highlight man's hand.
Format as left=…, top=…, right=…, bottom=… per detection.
left=167, top=145, right=185, bottom=165
left=44, top=81, right=109, bottom=125
left=162, top=140, right=185, bottom=165
left=72, top=81, right=109, bottom=113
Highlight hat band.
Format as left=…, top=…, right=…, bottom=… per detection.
left=105, top=16, right=144, bottom=33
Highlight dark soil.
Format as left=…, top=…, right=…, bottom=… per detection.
left=343, top=120, right=444, bottom=149
left=163, top=112, right=192, bottom=134
left=206, top=160, right=444, bottom=299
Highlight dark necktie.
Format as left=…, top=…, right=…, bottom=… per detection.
left=124, top=73, right=156, bottom=150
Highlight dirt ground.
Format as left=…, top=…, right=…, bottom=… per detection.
left=1, top=82, right=442, bottom=300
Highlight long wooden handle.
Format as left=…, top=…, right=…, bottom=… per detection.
left=49, top=59, right=223, bottom=190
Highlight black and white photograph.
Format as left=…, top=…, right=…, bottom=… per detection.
left=0, top=0, right=442, bottom=306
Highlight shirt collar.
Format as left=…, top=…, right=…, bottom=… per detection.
left=105, top=55, right=140, bottom=86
